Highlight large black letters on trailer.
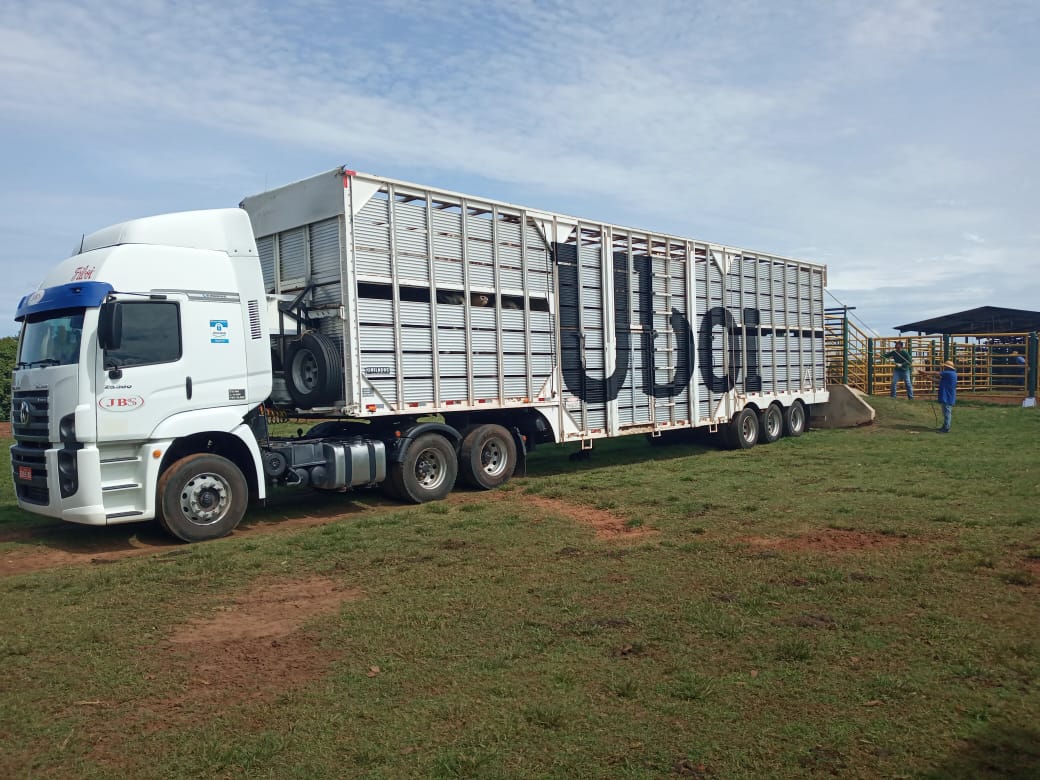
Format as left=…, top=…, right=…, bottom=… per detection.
left=554, top=242, right=763, bottom=403
left=697, top=306, right=763, bottom=393
left=635, top=252, right=694, bottom=398
left=556, top=243, right=631, bottom=403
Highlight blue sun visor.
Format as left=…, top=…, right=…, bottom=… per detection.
left=15, top=281, right=114, bottom=321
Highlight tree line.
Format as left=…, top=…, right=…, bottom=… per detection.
left=1, top=336, right=16, bottom=422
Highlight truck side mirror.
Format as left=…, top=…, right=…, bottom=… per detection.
left=98, top=301, right=123, bottom=351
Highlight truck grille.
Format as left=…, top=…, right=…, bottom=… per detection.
left=11, top=390, right=50, bottom=505
left=12, top=390, right=49, bottom=441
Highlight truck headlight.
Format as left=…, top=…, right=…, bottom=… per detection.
left=59, top=413, right=77, bottom=444
left=58, top=450, right=79, bottom=498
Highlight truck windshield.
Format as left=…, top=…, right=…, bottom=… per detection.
left=17, top=308, right=86, bottom=368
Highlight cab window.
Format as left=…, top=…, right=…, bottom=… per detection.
left=105, top=302, right=181, bottom=367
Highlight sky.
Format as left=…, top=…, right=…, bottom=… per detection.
left=1, top=0, right=1037, bottom=337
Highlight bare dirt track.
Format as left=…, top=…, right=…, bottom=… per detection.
left=0, top=489, right=653, bottom=577
left=0, top=493, right=376, bottom=576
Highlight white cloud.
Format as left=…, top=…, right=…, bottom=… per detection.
left=848, top=0, right=943, bottom=55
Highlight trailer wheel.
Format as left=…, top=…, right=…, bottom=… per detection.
left=156, top=454, right=248, bottom=542
left=728, top=408, right=760, bottom=449
left=758, top=404, right=783, bottom=444
left=388, top=432, right=457, bottom=503
left=285, top=332, right=341, bottom=409
left=783, top=400, right=806, bottom=438
left=459, top=424, right=517, bottom=489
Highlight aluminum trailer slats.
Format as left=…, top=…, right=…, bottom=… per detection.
left=241, top=168, right=828, bottom=444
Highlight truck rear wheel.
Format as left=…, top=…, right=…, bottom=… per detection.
left=157, top=453, right=248, bottom=542
left=728, top=408, right=759, bottom=449
left=388, top=432, right=457, bottom=503
left=458, top=424, right=517, bottom=489
left=783, top=400, right=806, bottom=437
left=758, top=404, right=783, bottom=443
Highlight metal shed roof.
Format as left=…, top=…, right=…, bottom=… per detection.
left=895, top=306, right=1040, bottom=334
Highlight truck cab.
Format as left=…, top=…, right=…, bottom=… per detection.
left=11, top=209, right=273, bottom=537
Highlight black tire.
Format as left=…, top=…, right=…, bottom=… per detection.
left=758, top=404, right=783, bottom=444
left=458, top=424, right=517, bottom=489
left=285, top=332, right=342, bottom=409
left=157, top=454, right=248, bottom=542
left=387, top=433, right=457, bottom=503
left=728, top=408, right=759, bottom=449
left=783, top=400, right=806, bottom=438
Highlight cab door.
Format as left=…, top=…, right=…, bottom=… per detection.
left=95, top=294, right=252, bottom=441
left=95, top=297, right=191, bottom=441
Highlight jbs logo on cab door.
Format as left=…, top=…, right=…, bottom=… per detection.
left=98, top=396, right=145, bottom=412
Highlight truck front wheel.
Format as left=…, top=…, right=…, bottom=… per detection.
left=157, top=454, right=248, bottom=542
left=388, top=433, right=457, bottom=503
left=459, top=424, right=517, bottom=489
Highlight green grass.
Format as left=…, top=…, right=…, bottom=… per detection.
left=1, top=397, right=1039, bottom=778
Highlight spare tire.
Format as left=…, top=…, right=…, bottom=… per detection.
left=285, top=332, right=342, bottom=409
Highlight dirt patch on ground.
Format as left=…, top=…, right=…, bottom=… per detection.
left=158, top=578, right=359, bottom=710
left=85, top=578, right=361, bottom=765
left=0, top=422, right=10, bottom=438
left=169, top=577, right=360, bottom=645
left=494, top=491, right=657, bottom=541
left=742, top=528, right=909, bottom=553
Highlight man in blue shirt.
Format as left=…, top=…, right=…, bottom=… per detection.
left=934, top=360, right=957, bottom=433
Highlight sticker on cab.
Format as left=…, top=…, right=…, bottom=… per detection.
left=210, top=320, right=229, bottom=344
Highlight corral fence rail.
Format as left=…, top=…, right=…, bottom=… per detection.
left=825, top=314, right=1038, bottom=399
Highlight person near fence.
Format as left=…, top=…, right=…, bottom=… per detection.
left=928, top=360, right=958, bottom=433
left=883, top=341, right=915, bottom=399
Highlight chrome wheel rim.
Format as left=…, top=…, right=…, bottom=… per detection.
left=181, top=474, right=231, bottom=527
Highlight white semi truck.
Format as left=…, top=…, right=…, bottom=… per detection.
left=11, top=167, right=829, bottom=542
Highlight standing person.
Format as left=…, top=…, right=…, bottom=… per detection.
left=884, top=340, right=915, bottom=399
left=933, top=360, right=957, bottom=433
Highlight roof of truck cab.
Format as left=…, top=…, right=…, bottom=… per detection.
left=79, top=208, right=257, bottom=257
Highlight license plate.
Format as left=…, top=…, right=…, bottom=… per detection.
left=18, top=466, right=32, bottom=481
